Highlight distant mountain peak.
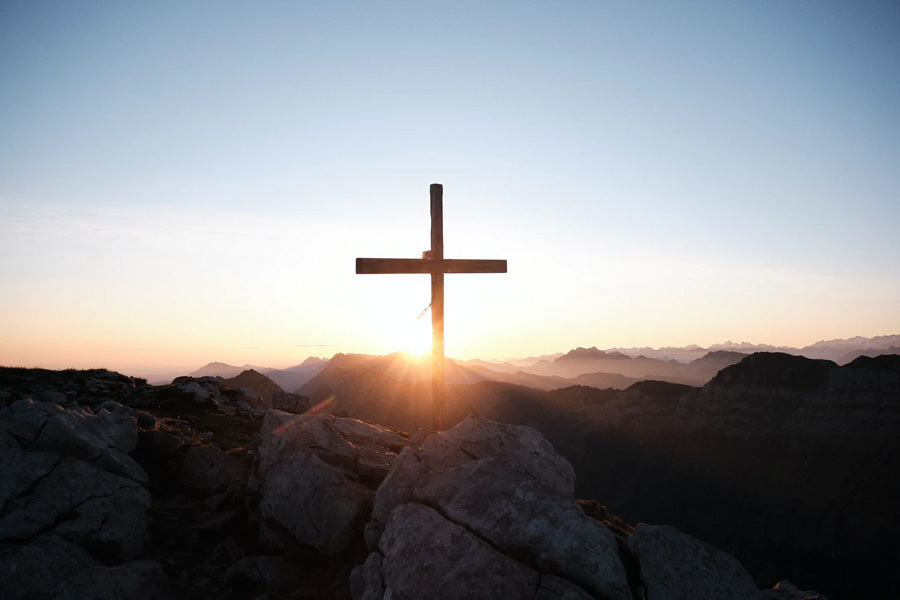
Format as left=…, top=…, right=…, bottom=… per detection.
left=300, top=356, right=327, bottom=366
left=221, top=369, right=284, bottom=401
left=559, top=347, right=614, bottom=361
left=190, top=361, right=245, bottom=379
left=238, top=368, right=264, bottom=377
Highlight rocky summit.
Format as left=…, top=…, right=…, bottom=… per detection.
left=0, top=366, right=828, bottom=599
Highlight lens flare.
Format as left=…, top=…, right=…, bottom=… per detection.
left=272, top=394, right=336, bottom=435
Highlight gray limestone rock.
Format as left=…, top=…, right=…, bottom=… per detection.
left=33, top=406, right=146, bottom=482
left=257, top=440, right=374, bottom=554
left=0, top=534, right=172, bottom=600
left=178, top=380, right=209, bottom=403
left=364, top=418, right=630, bottom=600
left=251, top=411, right=408, bottom=555
left=372, top=418, right=575, bottom=527
left=0, top=447, right=61, bottom=508
left=0, top=456, right=151, bottom=559
left=535, top=573, right=597, bottom=600
left=1, top=398, right=65, bottom=446
left=272, top=391, right=310, bottom=414
left=350, top=552, right=385, bottom=600
left=97, top=400, right=158, bottom=430
left=0, top=534, right=101, bottom=600
left=37, top=409, right=137, bottom=452
left=628, top=523, right=763, bottom=600
left=416, top=455, right=628, bottom=599
left=379, top=502, right=541, bottom=600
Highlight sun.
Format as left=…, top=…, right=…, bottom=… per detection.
left=402, top=313, right=433, bottom=357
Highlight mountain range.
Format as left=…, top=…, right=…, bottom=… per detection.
left=189, top=356, right=327, bottom=391
left=190, top=334, right=900, bottom=394
left=600, top=333, right=900, bottom=364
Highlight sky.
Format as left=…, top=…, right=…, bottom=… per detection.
left=1, top=1, right=898, bottom=379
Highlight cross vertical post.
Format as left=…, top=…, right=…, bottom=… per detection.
left=430, top=184, right=445, bottom=431
left=355, top=184, right=507, bottom=431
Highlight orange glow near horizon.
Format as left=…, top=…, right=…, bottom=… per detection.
left=404, top=308, right=434, bottom=357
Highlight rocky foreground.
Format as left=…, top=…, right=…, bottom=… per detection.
left=0, top=367, right=826, bottom=599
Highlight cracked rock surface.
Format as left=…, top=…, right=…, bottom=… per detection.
left=0, top=381, right=168, bottom=599
left=628, top=524, right=763, bottom=600
left=249, top=411, right=409, bottom=555
left=358, top=417, right=632, bottom=600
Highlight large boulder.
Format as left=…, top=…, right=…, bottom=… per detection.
left=272, top=390, right=310, bottom=414
left=0, top=395, right=157, bottom=594
left=628, top=524, right=763, bottom=600
left=0, top=455, right=151, bottom=559
left=358, top=417, right=632, bottom=600
left=378, top=502, right=543, bottom=599
left=0, top=447, right=60, bottom=507
left=33, top=406, right=147, bottom=482
left=0, top=534, right=172, bottom=600
left=250, top=411, right=408, bottom=555
left=1, top=398, right=66, bottom=447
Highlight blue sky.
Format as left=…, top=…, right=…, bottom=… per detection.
left=1, top=1, right=898, bottom=377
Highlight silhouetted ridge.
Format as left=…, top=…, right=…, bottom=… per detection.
left=0, top=366, right=142, bottom=391
left=623, top=379, right=695, bottom=398
left=189, top=361, right=256, bottom=379
left=692, top=350, right=748, bottom=364
left=220, top=369, right=284, bottom=404
left=846, top=353, right=900, bottom=371
left=298, top=356, right=328, bottom=367
left=708, top=352, right=835, bottom=391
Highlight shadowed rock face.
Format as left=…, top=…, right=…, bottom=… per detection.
left=580, top=353, right=899, bottom=599
left=1, top=535, right=171, bottom=600
left=250, top=411, right=409, bottom=555
left=628, top=524, right=762, bottom=600
left=378, top=503, right=546, bottom=599
left=0, top=386, right=168, bottom=599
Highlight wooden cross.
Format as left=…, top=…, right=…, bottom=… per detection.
left=356, top=183, right=507, bottom=430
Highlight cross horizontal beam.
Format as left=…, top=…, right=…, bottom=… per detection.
left=356, top=258, right=507, bottom=275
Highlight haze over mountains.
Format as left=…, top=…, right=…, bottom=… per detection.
left=188, top=357, right=328, bottom=391
left=190, top=334, right=900, bottom=394
left=603, top=334, right=900, bottom=364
